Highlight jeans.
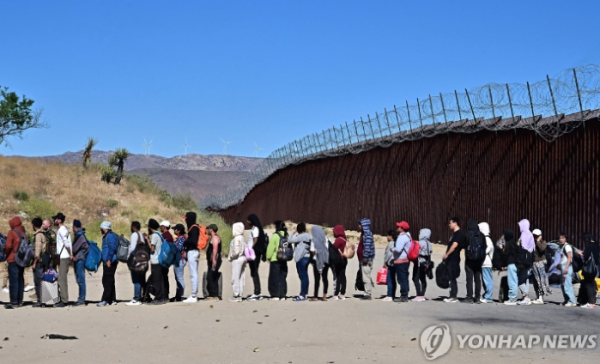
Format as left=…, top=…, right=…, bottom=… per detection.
left=507, top=264, right=518, bottom=300
left=361, top=260, right=374, bottom=296
left=333, top=259, right=347, bottom=296
left=311, top=261, right=329, bottom=297
left=131, top=271, right=146, bottom=302
left=58, top=258, right=70, bottom=304
left=395, top=262, right=410, bottom=299
left=518, top=267, right=530, bottom=296
left=412, top=262, right=427, bottom=297
left=465, top=260, right=482, bottom=300
left=386, top=264, right=397, bottom=298
left=8, top=262, right=24, bottom=305
left=561, top=265, right=576, bottom=304
left=482, top=267, right=493, bottom=300
left=33, top=264, right=45, bottom=304
left=449, top=279, right=458, bottom=298
left=173, top=260, right=186, bottom=300
left=296, top=257, right=310, bottom=297
left=74, top=260, right=86, bottom=303
left=249, top=251, right=264, bottom=295
left=186, top=250, right=200, bottom=297
left=101, top=262, right=117, bottom=303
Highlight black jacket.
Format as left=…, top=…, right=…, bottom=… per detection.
left=184, top=212, right=199, bottom=251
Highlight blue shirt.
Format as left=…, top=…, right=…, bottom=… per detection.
left=102, top=231, right=119, bottom=264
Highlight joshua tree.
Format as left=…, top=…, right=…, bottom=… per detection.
left=109, top=148, right=130, bottom=184
left=100, top=164, right=116, bottom=183
left=82, top=137, right=98, bottom=169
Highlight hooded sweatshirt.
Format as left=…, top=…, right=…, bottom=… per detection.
left=289, top=230, right=312, bottom=262
left=418, top=229, right=433, bottom=264
left=478, top=222, right=494, bottom=268
left=266, top=230, right=286, bottom=262
left=333, top=225, right=347, bottom=261
left=518, top=219, right=534, bottom=253
left=228, top=222, right=245, bottom=261
left=311, top=226, right=329, bottom=272
left=504, top=228, right=517, bottom=265
left=183, top=212, right=199, bottom=251
left=6, top=216, right=25, bottom=263
left=393, top=231, right=411, bottom=262
left=359, top=219, right=375, bottom=261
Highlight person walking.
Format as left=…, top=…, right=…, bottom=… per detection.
left=53, top=212, right=73, bottom=308
left=332, top=225, right=348, bottom=301
left=97, top=221, right=118, bottom=307
left=358, top=218, right=375, bottom=300
left=531, top=229, right=552, bottom=305
left=206, top=224, right=222, bottom=301
left=172, top=224, right=187, bottom=302
left=579, top=232, right=599, bottom=309
left=147, top=219, right=166, bottom=305
left=246, top=214, right=266, bottom=301
left=183, top=212, right=200, bottom=303
left=558, top=233, right=577, bottom=307
left=266, top=221, right=288, bottom=300
left=31, top=218, right=46, bottom=308
left=516, top=219, right=535, bottom=306
left=228, top=222, right=247, bottom=302
left=5, top=216, right=25, bottom=309
left=413, top=228, right=432, bottom=302
left=392, top=221, right=411, bottom=303
left=382, top=230, right=397, bottom=302
left=310, top=226, right=330, bottom=301
left=479, top=222, right=495, bottom=303
left=288, top=223, right=312, bottom=302
left=442, top=217, right=466, bottom=303
left=464, top=218, right=485, bottom=304
left=71, top=220, right=89, bottom=306
left=126, top=221, right=146, bottom=306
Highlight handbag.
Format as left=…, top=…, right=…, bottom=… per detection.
left=244, top=243, right=256, bottom=261
left=582, top=255, right=597, bottom=276
left=376, top=267, right=387, bottom=285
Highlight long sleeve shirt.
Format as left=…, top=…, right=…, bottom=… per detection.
left=101, top=231, right=119, bottom=264
left=393, top=232, right=411, bottom=261
left=267, top=231, right=284, bottom=262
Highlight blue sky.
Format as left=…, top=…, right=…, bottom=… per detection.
left=1, top=0, right=599, bottom=157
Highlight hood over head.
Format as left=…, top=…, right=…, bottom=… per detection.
left=503, top=228, right=515, bottom=244
left=333, top=225, right=346, bottom=239
left=518, top=219, right=530, bottom=233
left=311, top=226, right=326, bottom=247
left=467, top=218, right=480, bottom=233
left=518, top=219, right=535, bottom=252
left=359, top=218, right=372, bottom=232
left=419, top=228, right=431, bottom=241
left=184, top=212, right=197, bottom=228
left=9, top=216, right=23, bottom=231
left=478, top=222, right=490, bottom=237
left=232, top=222, right=245, bottom=237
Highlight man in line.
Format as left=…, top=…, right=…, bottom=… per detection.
left=5, top=216, right=25, bottom=309
left=206, top=224, right=222, bottom=301
left=148, top=219, right=166, bottom=305
left=183, top=212, right=200, bottom=303
left=358, top=218, right=375, bottom=300
left=393, top=221, right=411, bottom=302
left=53, top=212, right=73, bottom=308
left=464, top=218, right=485, bottom=304
left=443, top=217, right=466, bottom=303
left=98, top=221, right=118, bottom=307
left=126, top=221, right=146, bottom=306
left=72, top=220, right=89, bottom=306
left=31, top=218, right=46, bottom=308
left=160, top=221, right=173, bottom=300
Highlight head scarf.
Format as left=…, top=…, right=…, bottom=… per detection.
left=311, top=226, right=329, bottom=272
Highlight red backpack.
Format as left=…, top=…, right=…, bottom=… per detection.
left=407, top=239, right=420, bottom=263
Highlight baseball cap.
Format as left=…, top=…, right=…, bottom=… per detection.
left=396, top=221, right=410, bottom=230
left=160, top=220, right=171, bottom=228
left=532, top=229, right=542, bottom=235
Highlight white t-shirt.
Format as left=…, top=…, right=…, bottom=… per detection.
left=561, top=244, right=573, bottom=267
left=56, top=225, right=72, bottom=259
left=247, top=227, right=259, bottom=247
left=129, top=232, right=143, bottom=256
left=150, top=232, right=163, bottom=264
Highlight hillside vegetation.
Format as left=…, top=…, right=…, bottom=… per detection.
left=0, top=156, right=232, bottom=253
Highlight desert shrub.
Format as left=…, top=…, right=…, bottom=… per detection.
left=171, top=194, right=197, bottom=211
left=121, top=211, right=131, bottom=217
left=12, top=191, right=29, bottom=201
left=106, top=199, right=119, bottom=208
left=21, top=198, right=57, bottom=220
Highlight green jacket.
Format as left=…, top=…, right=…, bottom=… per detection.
left=266, top=231, right=285, bottom=262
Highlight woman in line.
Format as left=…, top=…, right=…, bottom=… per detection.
left=479, top=222, right=494, bottom=303
left=288, top=222, right=312, bottom=301
left=382, top=230, right=398, bottom=302
left=172, top=224, right=187, bottom=302
left=228, top=222, right=247, bottom=302
left=332, top=225, right=348, bottom=301
left=310, top=226, right=330, bottom=301
left=266, top=221, right=289, bottom=300
left=247, top=214, right=266, bottom=301
left=531, top=229, right=552, bottom=305
left=558, top=233, right=577, bottom=307
left=5, top=216, right=25, bottom=309
left=413, top=228, right=432, bottom=302
left=579, top=232, right=599, bottom=309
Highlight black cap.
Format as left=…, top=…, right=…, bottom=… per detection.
left=173, top=223, right=186, bottom=234
left=52, top=212, right=66, bottom=222
left=207, top=224, right=218, bottom=232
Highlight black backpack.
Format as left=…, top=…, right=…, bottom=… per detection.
left=435, top=261, right=450, bottom=289
left=466, top=231, right=486, bottom=261
left=275, top=233, right=293, bottom=262
left=328, top=239, right=342, bottom=266
left=515, top=240, right=534, bottom=268
left=14, top=230, right=35, bottom=268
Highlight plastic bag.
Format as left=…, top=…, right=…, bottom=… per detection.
left=376, top=267, right=388, bottom=285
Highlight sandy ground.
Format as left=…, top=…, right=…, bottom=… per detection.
left=0, top=226, right=598, bottom=364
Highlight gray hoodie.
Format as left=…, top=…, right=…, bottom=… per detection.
left=418, top=229, right=433, bottom=264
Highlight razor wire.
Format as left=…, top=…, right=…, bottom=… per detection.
left=201, top=65, right=600, bottom=210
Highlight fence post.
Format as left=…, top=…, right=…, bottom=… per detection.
left=465, top=88, right=476, bottom=121
left=428, top=94, right=436, bottom=125
left=505, top=83, right=515, bottom=122
left=546, top=75, right=559, bottom=123
left=526, top=81, right=535, bottom=118
left=454, top=90, right=463, bottom=120
left=322, top=130, right=328, bottom=151
left=375, top=112, right=384, bottom=137
left=573, top=68, right=585, bottom=126
left=417, top=98, right=424, bottom=129
left=332, top=127, right=340, bottom=150
left=383, top=109, right=392, bottom=136
left=406, top=101, right=414, bottom=135
left=439, top=92, right=449, bottom=131
left=345, top=122, right=353, bottom=145
left=488, top=85, right=495, bottom=118
left=353, top=120, right=360, bottom=142
left=394, top=105, right=403, bottom=133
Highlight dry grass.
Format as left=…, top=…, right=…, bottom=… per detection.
left=0, top=156, right=232, bottom=249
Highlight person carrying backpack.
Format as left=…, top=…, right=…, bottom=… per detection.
left=557, top=233, right=577, bottom=307
left=30, top=218, right=47, bottom=308
left=413, top=228, right=432, bottom=302
left=228, top=222, right=247, bottom=302
left=382, top=230, right=398, bottom=302
left=206, top=224, right=222, bottom=301
left=579, top=232, right=599, bottom=309
left=358, top=218, right=376, bottom=300
left=310, top=226, right=330, bottom=301
left=5, top=216, right=26, bottom=309
left=478, top=222, right=495, bottom=303
left=392, top=221, right=411, bottom=303
left=170, top=224, right=187, bottom=302
left=246, top=214, right=266, bottom=301
left=72, top=220, right=89, bottom=306
left=126, top=221, right=147, bottom=306
left=97, top=221, right=119, bottom=307
left=53, top=212, right=73, bottom=308
left=266, top=221, right=288, bottom=300
left=531, top=229, right=552, bottom=305
left=147, top=219, right=167, bottom=305
left=332, top=225, right=348, bottom=301
left=442, top=217, right=467, bottom=303
left=515, top=219, right=534, bottom=306
left=182, top=211, right=200, bottom=303
left=288, top=223, right=312, bottom=302
left=464, top=218, right=485, bottom=304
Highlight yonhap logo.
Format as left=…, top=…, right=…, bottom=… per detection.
left=420, top=324, right=452, bottom=360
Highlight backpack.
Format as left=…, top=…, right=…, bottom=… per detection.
left=42, top=229, right=57, bottom=267
left=116, top=234, right=131, bottom=262
left=275, top=233, right=293, bottom=262
left=492, top=240, right=507, bottom=270
left=343, top=238, right=355, bottom=259
left=406, top=239, right=420, bottom=263
left=158, top=233, right=178, bottom=268
left=328, top=239, right=342, bottom=266
left=582, top=255, right=598, bottom=277
left=515, top=239, right=534, bottom=268
left=0, top=233, right=7, bottom=262
left=198, top=225, right=210, bottom=251
left=14, top=230, right=35, bottom=268
left=85, top=241, right=102, bottom=272
left=435, top=261, right=450, bottom=289
left=131, top=240, right=151, bottom=273
left=466, top=231, right=486, bottom=261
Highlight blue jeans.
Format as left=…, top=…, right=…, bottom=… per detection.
left=296, top=257, right=310, bottom=297
left=74, top=260, right=86, bottom=303
left=386, top=264, right=397, bottom=298
left=561, top=265, right=575, bottom=304
left=482, top=267, right=493, bottom=300
left=507, top=264, right=518, bottom=300
left=8, top=262, right=24, bottom=305
left=395, top=262, right=410, bottom=299
left=173, top=260, right=186, bottom=300
left=131, top=271, right=146, bottom=301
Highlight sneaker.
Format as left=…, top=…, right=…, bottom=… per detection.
left=270, top=297, right=280, bottom=301
left=463, top=298, right=474, bottom=304
left=229, top=296, right=242, bottom=302
left=330, top=296, right=340, bottom=301
left=531, top=298, right=544, bottom=305
left=504, top=300, right=518, bottom=305
left=110, top=301, right=118, bottom=306
left=480, top=298, right=493, bottom=304
left=97, top=301, right=109, bottom=307
left=54, top=302, right=66, bottom=308
left=412, top=296, right=426, bottom=302
left=73, top=302, right=85, bottom=307
left=147, top=300, right=165, bottom=306
left=183, top=296, right=197, bottom=303
left=382, top=297, right=393, bottom=302
left=205, top=297, right=219, bottom=301
left=338, top=295, right=346, bottom=301
left=293, top=296, right=306, bottom=302
left=126, top=300, right=142, bottom=306
left=247, top=294, right=263, bottom=301
left=24, top=285, right=34, bottom=292
left=361, top=295, right=372, bottom=301
left=1, top=287, right=8, bottom=293
left=443, top=297, right=458, bottom=303
left=280, top=297, right=286, bottom=301
left=564, top=302, right=577, bottom=308
left=396, top=297, right=408, bottom=303
left=518, top=297, right=531, bottom=306
left=32, top=302, right=42, bottom=308
left=580, top=303, right=594, bottom=309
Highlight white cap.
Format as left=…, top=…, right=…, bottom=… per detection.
left=160, top=220, right=171, bottom=228
left=532, top=229, right=542, bottom=235
left=100, top=221, right=112, bottom=230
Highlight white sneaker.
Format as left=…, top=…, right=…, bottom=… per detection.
left=531, top=297, right=544, bottom=305
left=228, top=296, right=242, bottom=302
left=382, top=297, right=393, bottom=302
left=580, top=303, right=594, bottom=309
left=125, top=300, right=141, bottom=306
left=110, top=301, right=118, bottom=306
left=480, top=298, right=493, bottom=303
left=504, top=300, right=518, bottom=305
left=330, top=296, right=340, bottom=301
left=443, top=298, right=458, bottom=303
left=564, top=302, right=577, bottom=308
left=247, top=294, right=263, bottom=301
left=270, top=297, right=280, bottom=301
left=24, top=285, right=34, bottom=292
left=1, top=287, right=8, bottom=293
left=280, top=297, right=286, bottom=301
left=412, top=296, right=426, bottom=302
left=518, top=298, right=532, bottom=306
left=183, top=296, right=197, bottom=303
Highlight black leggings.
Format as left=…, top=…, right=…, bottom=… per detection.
left=412, top=262, right=427, bottom=296
left=101, top=263, right=117, bottom=303
left=311, top=261, right=330, bottom=296
left=333, top=260, right=347, bottom=296
left=249, top=252, right=263, bottom=295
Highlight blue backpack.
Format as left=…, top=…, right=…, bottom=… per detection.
left=157, top=233, right=177, bottom=268
left=85, top=241, right=102, bottom=272
left=0, top=233, right=7, bottom=262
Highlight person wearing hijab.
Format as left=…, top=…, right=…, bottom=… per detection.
left=478, top=222, right=495, bottom=303
left=515, top=219, right=534, bottom=305
left=5, top=216, right=25, bottom=309
left=332, top=225, right=348, bottom=301
left=266, top=221, right=289, bottom=300
left=228, top=222, right=247, bottom=302
left=413, top=228, right=432, bottom=302
left=310, top=226, right=330, bottom=301
left=503, top=227, right=520, bottom=305
left=464, top=218, right=484, bottom=304
left=531, top=229, right=552, bottom=305
left=579, top=232, right=599, bottom=309
left=246, top=214, right=266, bottom=301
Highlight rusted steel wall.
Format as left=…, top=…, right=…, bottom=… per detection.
left=219, top=119, right=600, bottom=248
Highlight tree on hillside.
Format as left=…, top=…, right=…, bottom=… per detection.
left=109, top=148, right=129, bottom=184
left=100, top=164, right=116, bottom=183
left=82, top=137, right=98, bottom=169
left=0, top=86, right=46, bottom=146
